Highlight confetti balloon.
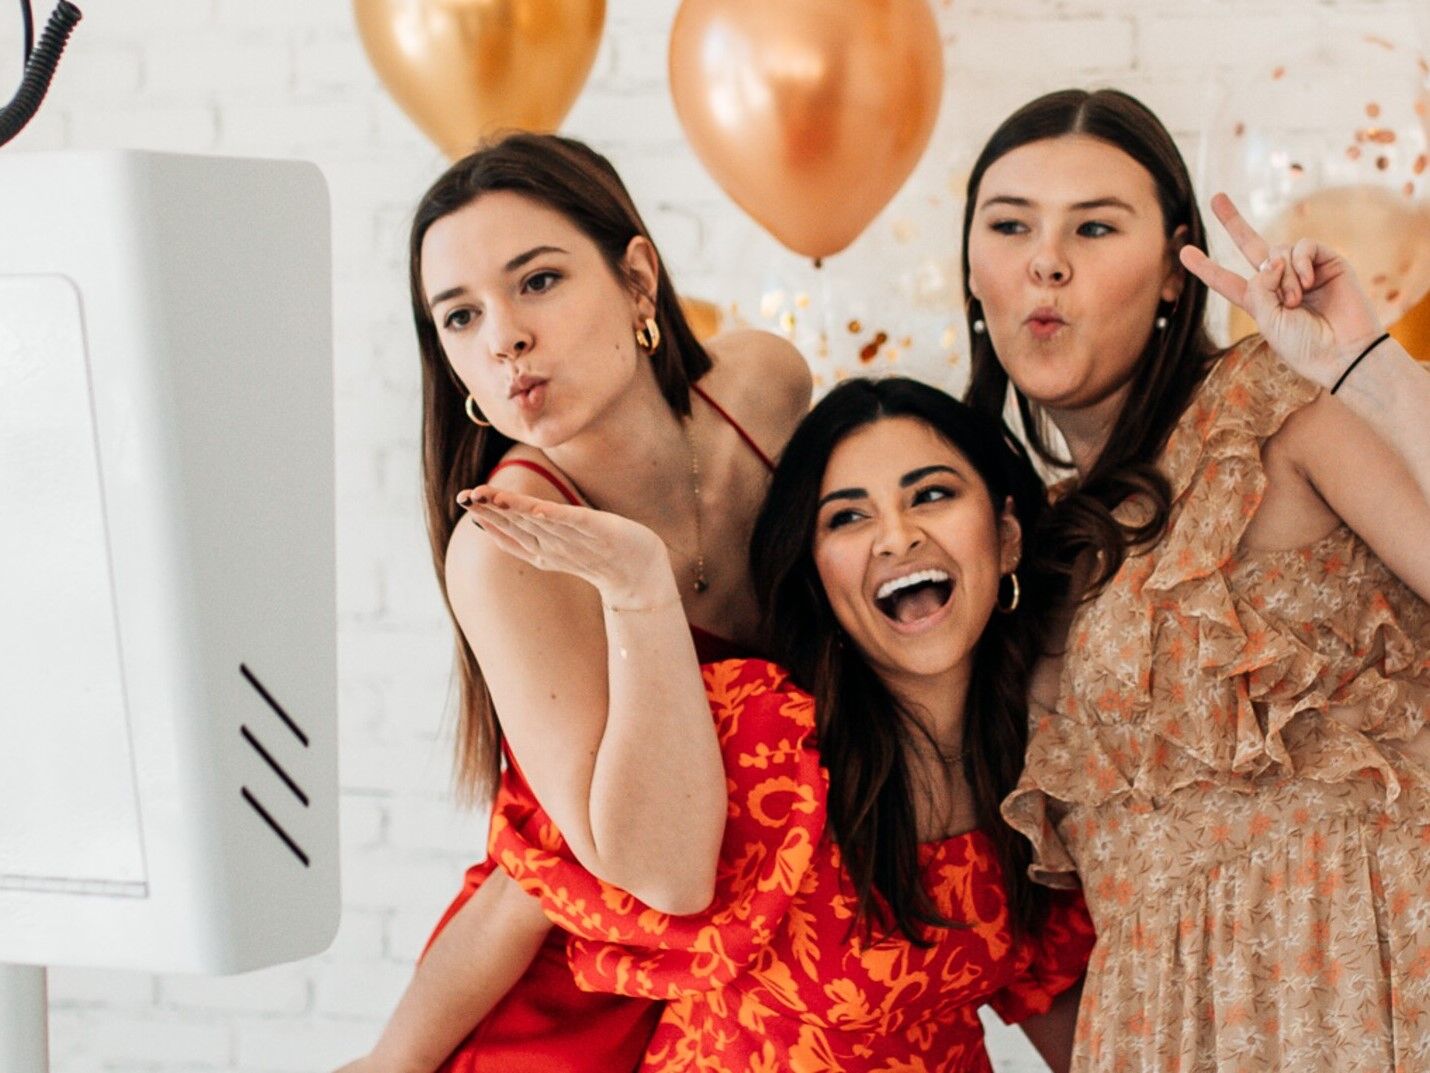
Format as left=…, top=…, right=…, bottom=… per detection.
left=1205, top=33, right=1430, bottom=333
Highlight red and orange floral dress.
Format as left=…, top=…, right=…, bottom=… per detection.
left=490, top=658, right=1095, bottom=1072
left=1004, top=339, right=1430, bottom=1072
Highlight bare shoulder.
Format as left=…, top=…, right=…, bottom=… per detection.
left=701, top=329, right=812, bottom=456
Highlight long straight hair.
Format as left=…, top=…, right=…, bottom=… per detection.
left=409, top=133, right=713, bottom=804
left=962, top=89, right=1218, bottom=607
left=750, top=377, right=1052, bottom=943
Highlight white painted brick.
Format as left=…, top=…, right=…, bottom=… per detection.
left=68, top=104, right=218, bottom=151
left=594, top=24, right=667, bottom=94
left=951, top=14, right=1137, bottom=75
left=218, top=101, right=373, bottom=153
left=341, top=843, right=468, bottom=912
left=234, top=1017, right=376, bottom=1071
left=386, top=794, right=487, bottom=857
left=48, top=967, right=157, bottom=1009
left=319, top=906, right=387, bottom=963
left=55, top=1010, right=232, bottom=1064
left=564, top=87, right=685, bottom=147
left=217, top=0, right=353, bottom=34
left=339, top=792, right=387, bottom=851
left=341, top=730, right=454, bottom=800
left=1136, top=12, right=1324, bottom=73
left=54, top=0, right=217, bottom=41
left=44, top=42, right=144, bottom=107
left=311, top=955, right=412, bottom=1018
left=294, top=32, right=375, bottom=96
left=159, top=962, right=310, bottom=1016
left=143, top=36, right=294, bottom=99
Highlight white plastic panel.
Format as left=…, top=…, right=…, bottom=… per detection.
left=0, top=275, right=146, bottom=893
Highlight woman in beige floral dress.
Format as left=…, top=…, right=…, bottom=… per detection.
left=960, top=89, right=1430, bottom=1071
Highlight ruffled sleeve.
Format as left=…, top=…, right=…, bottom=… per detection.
left=488, top=658, right=827, bottom=1000
left=987, top=889, right=1096, bottom=1025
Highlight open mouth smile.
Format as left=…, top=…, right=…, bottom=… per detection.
left=874, top=568, right=955, bottom=627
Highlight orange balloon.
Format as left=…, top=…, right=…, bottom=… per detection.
left=1228, top=184, right=1430, bottom=348
left=679, top=296, right=724, bottom=342
left=354, top=0, right=605, bottom=159
left=669, top=0, right=943, bottom=262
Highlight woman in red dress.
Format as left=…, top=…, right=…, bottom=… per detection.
left=335, top=133, right=811, bottom=1072
left=469, top=377, right=1095, bottom=1071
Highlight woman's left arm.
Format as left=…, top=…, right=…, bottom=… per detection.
left=1271, top=387, right=1430, bottom=601
left=1182, top=194, right=1430, bottom=504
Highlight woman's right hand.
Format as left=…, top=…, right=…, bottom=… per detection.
left=1179, top=193, right=1385, bottom=390
left=457, top=485, right=677, bottom=610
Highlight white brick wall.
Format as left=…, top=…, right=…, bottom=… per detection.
left=2, top=0, right=1419, bottom=1068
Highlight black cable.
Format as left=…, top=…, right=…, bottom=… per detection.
left=22, top=0, right=35, bottom=61
left=0, top=1, right=80, bottom=148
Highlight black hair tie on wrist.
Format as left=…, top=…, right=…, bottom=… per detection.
left=1330, top=331, right=1390, bottom=395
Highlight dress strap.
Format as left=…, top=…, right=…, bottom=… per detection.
left=488, top=458, right=583, bottom=506
left=692, top=383, right=775, bottom=471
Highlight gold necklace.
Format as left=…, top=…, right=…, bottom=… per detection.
left=682, top=419, right=708, bottom=594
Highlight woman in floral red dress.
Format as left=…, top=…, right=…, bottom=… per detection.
left=477, top=377, right=1095, bottom=1071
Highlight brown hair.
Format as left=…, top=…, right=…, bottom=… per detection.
left=962, top=89, right=1217, bottom=608
left=750, top=377, right=1053, bottom=943
left=409, top=132, right=714, bottom=804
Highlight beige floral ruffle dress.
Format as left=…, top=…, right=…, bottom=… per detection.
left=1005, top=337, right=1430, bottom=1072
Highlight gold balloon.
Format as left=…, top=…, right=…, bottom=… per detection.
left=679, top=296, right=723, bottom=342
left=354, top=0, right=605, bottom=159
left=668, top=0, right=943, bottom=262
left=1228, top=184, right=1430, bottom=352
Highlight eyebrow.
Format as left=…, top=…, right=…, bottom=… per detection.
left=817, top=464, right=964, bottom=509
left=426, top=245, right=570, bottom=309
left=979, top=195, right=1137, bottom=214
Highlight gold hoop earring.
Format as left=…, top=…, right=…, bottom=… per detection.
left=464, top=395, right=492, bottom=428
left=635, top=316, right=661, bottom=353
left=997, top=571, right=1020, bottom=614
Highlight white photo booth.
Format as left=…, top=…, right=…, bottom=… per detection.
left=0, top=151, right=339, bottom=1069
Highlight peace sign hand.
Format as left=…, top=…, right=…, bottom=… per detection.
left=458, top=486, right=675, bottom=610
left=1179, top=193, right=1385, bottom=389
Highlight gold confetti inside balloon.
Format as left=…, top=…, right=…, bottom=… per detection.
left=1205, top=33, right=1430, bottom=332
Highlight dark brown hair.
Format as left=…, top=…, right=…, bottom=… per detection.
left=750, top=377, right=1052, bottom=943
left=962, top=89, right=1217, bottom=607
left=409, top=132, right=714, bottom=804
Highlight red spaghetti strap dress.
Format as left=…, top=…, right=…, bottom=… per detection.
left=492, top=659, right=1098, bottom=1072
left=429, top=389, right=774, bottom=1072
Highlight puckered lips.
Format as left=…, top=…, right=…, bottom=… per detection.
left=872, top=567, right=955, bottom=630
left=507, top=372, right=549, bottom=414
left=1025, top=305, right=1068, bottom=341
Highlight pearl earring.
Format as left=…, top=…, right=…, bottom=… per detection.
left=973, top=319, right=986, bottom=335
left=1155, top=315, right=1169, bottom=330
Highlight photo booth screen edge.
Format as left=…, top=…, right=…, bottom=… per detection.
left=0, top=150, right=339, bottom=974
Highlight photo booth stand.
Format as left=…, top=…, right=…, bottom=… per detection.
left=0, top=151, right=339, bottom=1070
